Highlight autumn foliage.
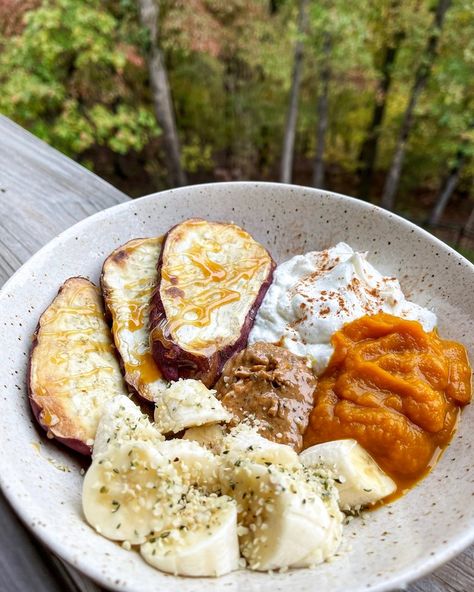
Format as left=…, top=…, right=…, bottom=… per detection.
left=0, top=0, right=472, bottom=222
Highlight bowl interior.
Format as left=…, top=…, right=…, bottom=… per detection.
left=1, top=182, right=473, bottom=592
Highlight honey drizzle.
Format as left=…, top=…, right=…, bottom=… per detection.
left=161, top=223, right=269, bottom=343
left=41, top=327, right=97, bottom=337
left=35, top=366, right=115, bottom=396
left=125, top=351, right=161, bottom=384
left=168, top=288, right=241, bottom=334
left=50, top=341, right=114, bottom=364
left=123, top=278, right=155, bottom=291
left=44, top=366, right=115, bottom=385
left=107, top=239, right=163, bottom=385
left=125, top=301, right=150, bottom=332
left=42, top=305, right=103, bottom=325
left=41, top=280, right=103, bottom=327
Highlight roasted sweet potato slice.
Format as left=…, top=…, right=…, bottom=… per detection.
left=28, top=277, right=129, bottom=454
left=149, top=218, right=275, bottom=386
left=101, top=237, right=168, bottom=402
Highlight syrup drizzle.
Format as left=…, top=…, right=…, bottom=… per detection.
left=160, top=221, right=270, bottom=348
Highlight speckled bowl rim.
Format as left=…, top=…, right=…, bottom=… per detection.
left=1, top=181, right=473, bottom=592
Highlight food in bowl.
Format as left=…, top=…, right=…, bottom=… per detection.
left=304, top=312, right=471, bottom=493
left=28, top=277, right=129, bottom=455
left=248, top=242, right=436, bottom=374
left=28, top=217, right=472, bottom=578
left=215, top=341, right=316, bottom=451
left=101, top=237, right=166, bottom=402
left=149, top=218, right=275, bottom=386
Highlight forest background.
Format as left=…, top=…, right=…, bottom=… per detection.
left=0, top=0, right=473, bottom=254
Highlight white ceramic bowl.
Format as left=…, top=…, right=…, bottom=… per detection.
left=0, top=182, right=473, bottom=592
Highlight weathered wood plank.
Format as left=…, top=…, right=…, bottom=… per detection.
left=0, top=114, right=471, bottom=592
left=0, top=490, right=75, bottom=592
left=0, top=115, right=128, bottom=592
left=0, top=115, right=128, bottom=281
left=410, top=546, right=474, bottom=592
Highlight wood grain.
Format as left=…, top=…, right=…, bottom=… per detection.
left=0, top=114, right=471, bottom=592
left=0, top=115, right=127, bottom=592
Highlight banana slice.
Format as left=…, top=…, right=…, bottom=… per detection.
left=92, top=395, right=163, bottom=459
left=224, top=459, right=342, bottom=571
left=158, top=438, right=221, bottom=491
left=140, top=491, right=239, bottom=577
left=183, top=423, right=226, bottom=454
left=291, top=474, right=343, bottom=568
left=299, top=439, right=396, bottom=509
left=222, top=423, right=300, bottom=468
left=183, top=422, right=300, bottom=468
left=154, top=379, right=232, bottom=434
left=83, top=440, right=184, bottom=544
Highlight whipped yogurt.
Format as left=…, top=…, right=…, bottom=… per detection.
left=248, top=243, right=436, bottom=375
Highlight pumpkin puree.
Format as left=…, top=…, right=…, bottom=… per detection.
left=304, top=313, right=472, bottom=495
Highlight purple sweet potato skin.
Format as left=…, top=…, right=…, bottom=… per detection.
left=149, top=220, right=275, bottom=387
left=27, top=277, right=93, bottom=456
left=28, top=390, right=92, bottom=456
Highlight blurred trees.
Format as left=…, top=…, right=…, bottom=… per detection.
left=0, top=0, right=159, bottom=158
left=137, top=0, right=186, bottom=186
left=380, top=0, right=452, bottom=210
left=0, top=0, right=472, bottom=219
left=357, top=0, right=404, bottom=199
left=280, top=0, right=308, bottom=183
left=428, top=123, right=473, bottom=224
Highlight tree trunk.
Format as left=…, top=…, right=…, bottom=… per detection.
left=457, top=194, right=474, bottom=249
left=312, top=33, right=331, bottom=188
left=269, top=0, right=283, bottom=15
left=137, top=0, right=186, bottom=187
left=357, top=29, right=403, bottom=199
left=222, top=57, right=240, bottom=175
left=428, top=145, right=469, bottom=226
left=380, top=0, right=451, bottom=210
left=280, top=0, right=309, bottom=183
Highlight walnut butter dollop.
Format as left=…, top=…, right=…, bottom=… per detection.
left=216, top=342, right=316, bottom=452
left=304, top=313, right=472, bottom=490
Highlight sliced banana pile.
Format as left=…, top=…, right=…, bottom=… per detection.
left=83, top=395, right=237, bottom=576
left=92, top=395, right=164, bottom=459
left=83, top=395, right=396, bottom=578
left=153, top=379, right=232, bottom=434
left=157, top=439, right=221, bottom=492
left=220, top=458, right=343, bottom=571
left=299, top=439, right=396, bottom=510
left=220, top=422, right=301, bottom=467
left=140, top=490, right=239, bottom=577
left=84, top=439, right=181, bottom=544
left=183, top=423, right=226, bottom=454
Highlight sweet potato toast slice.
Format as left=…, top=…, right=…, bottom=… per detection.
left=101, top=237, right=168, bottom=402
left=28, top=277, right=129, bottom=455
left=149, top=218, right=275, bottom=386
